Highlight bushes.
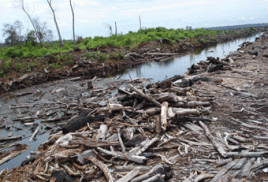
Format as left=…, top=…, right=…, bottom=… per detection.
left=5, top=47, right=23, bottom=58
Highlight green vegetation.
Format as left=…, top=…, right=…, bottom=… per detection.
left=0, top=26, right=259, bottom=78
left=0, top=27, right=254, bottom=60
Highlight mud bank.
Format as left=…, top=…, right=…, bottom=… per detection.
left=0, top=29, right=263, bottom=95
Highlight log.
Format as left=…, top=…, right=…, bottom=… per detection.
left=128, top=84, right=161, bottom=107
left=251, top=159, right=268, bottom=172
left=114, top=165, right=151, bottom=172
left=210, top=159, right=240, bottom=182
left=131, top=164, right=163, bottom=182
left=154, top=115, right=161, bottom=134
left=51, top=170, right=76, bottom=182
left=145, top=53, right=178, bottom=56
left=130, top=137, right=159, bottom=156
left=88, top=155, right=114, bottom=182
left=0, top=136, right=22, bottom=143
left=116, top=168, right=140, bottom=182
left=29, top=126, right=40, bottom=142
left=61, top=111, right=106, bottom=134
left=199, top=121, right=227, bottom=157
left=160, top=102, right=168, bottom=132
left=97, top=147, right=146, bottom=164
left=240, top=158, right=255, bottom=177
left=173, top=108, right=199, bottom=116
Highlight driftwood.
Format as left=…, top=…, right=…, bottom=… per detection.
left=116, top=168, right=140, bottom=182
left=88, top=155, right=114, bottom=182
left=199, top=121, right=227, bottom=157
left=97, top=147, right=146, bottom=164
left=128, top=84, right=161, bottom=107
left=51, top=170, right=76, bottom=182
left=211, top=159, right=240, bottom=182
left=160, top=102, right=168, bottom=132
left=29, top=126, right=40, bottom=142
left=0, top=136, right=22, bottom=143
left=131, top=164, right=163, bottom=182
left=145, top=52, right=178, bottom=56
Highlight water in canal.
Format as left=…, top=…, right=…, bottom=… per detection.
left=118, top=33, right=262, bottom=82
left=0, top=33, right=262, bottom=171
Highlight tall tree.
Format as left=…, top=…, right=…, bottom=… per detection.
left=69, top=0, right=75, bottom=48
left=17, top=0, right=44, bottom=47
left=46, top=0, right=64, bottom=47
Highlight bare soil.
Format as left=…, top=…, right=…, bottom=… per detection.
left=0, top=30, right=261, bottom=95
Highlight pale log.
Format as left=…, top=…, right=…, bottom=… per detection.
left=160, top=102, right=168, bottom=132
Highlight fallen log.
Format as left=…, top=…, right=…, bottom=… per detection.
left=51, top=170, right=76, bottom=182
left=116, top=168, right=140, bottom=182
left=0, top=136, right=22, bottom=143
left=160, top=102, right=168, bottom=132
left=128, top=84, right=161, bottom=107
left=145, top=53, right=178, bottom=56
left=61, top=110, right=106, bottom=134
left=199, top=121, right=227, bottom=157
left=88, top=155, right=114, bottom=182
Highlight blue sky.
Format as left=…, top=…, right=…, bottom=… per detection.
left=0, top=0, right=267, bottom=43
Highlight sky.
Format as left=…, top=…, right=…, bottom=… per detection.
left=0, top=0, right=267, bottom=43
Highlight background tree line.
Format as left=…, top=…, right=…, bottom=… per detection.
left=1, top=0, right=76, bottom=48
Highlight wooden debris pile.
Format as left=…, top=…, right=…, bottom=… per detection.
left=1, top=72, right=268, bottom=181
left=187, top=56, right=233, bottom=75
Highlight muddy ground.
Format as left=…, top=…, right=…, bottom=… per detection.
left=0, top=32, right=267, bottom=182
left=0, top=29, right=262, bottom=95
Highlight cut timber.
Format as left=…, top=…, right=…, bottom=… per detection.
left=199, top=121, right=227, bottom=157
left=173, top=108, right=199, bottom=116
left=51, top=170, right=76, bottom=182
left=88, top=155, right=114, bottom=182
left=0, top=136, right=22, bottom=143
left=160, top=102, right=168, bottom=132
left=128, top=84, right=161, bottom=107
left=97, top=147, right=146, bottom=164
left=145, top=53, right=178, bottom=56
left=210, top=159, right=240, bottom=182
left=116, top=168, right=140, bottom=182
left=131, top=164, right=163, bottom=182
left=29, top=126, right=40, bottom=142
left=61, top=110, right=106, bottom=134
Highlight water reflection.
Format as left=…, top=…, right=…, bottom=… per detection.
left=118, top=33, right=261, bottom=82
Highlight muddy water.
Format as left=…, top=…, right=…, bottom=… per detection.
left=118, top=33, right=262, bottom=82
left=0, top=33, right=262, bottom=171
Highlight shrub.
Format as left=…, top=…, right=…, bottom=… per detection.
left=5, top=48, right=23, bottom=58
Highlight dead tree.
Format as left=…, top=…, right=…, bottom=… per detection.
left=46, top=0, right=64, bottom=47
left=115, top=21, right=117, bottom=35
left=17, top=0, right=44, bottom=47
left=69, top=0, right=75, bottom=48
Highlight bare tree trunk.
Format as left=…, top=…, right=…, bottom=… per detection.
left=115, top=21, right=117, bottom=36
left=69, top=0, right=75, bottom=48
left=19, top=0, right=43, bottom=47
left=139, top=16, right=141, bottom=30
left=47, top=0, right=64, bottom=47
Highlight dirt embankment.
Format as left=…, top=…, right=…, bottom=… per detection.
left=0, top=29, right=262, bottom=95
left=0, top=32, right=267, bottom=181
